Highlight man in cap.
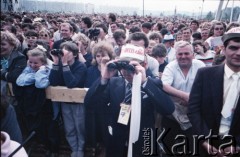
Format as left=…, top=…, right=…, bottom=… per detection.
left=162, top=33, right=176, bottom=63
left=188, top=27, right=240, bottom=156
left=84, top=43, right=174, bottom=157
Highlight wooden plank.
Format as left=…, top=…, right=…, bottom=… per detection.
left=6, top=83, right=88, bottom=103
left=46, top=86, right=88, bottom=103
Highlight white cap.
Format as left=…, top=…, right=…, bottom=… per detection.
left=119, top=44, right=145, bottom=62
left=33, top=17, right=43, bottom=22
left=222, top=27, right=240, bottom=44
left=163, top=34, right=175, bottom=43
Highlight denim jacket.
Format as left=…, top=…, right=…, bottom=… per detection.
left=16, top=65, right=51, bottom=88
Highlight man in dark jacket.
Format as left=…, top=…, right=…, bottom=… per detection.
left=85, top=43, right=174, bottom=157
left=188, top=27, right=240, bottom=157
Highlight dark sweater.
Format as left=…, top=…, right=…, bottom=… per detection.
left=84, top=65, right=100, bottom=88
left=1, top=51, right=27, bottom=96
left=83, top=53, right=93, bottom=68
left=49, top=60, right=87, bottom=88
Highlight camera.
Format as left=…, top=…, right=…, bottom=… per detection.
left=88, top=28, right=100, bottom=40
left=107, top=61, right=135, bottom=72
left=50, top=49, right=64, bottom=56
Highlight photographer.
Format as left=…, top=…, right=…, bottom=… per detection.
left=89, top=23, right=109, bottom=51
left=72, top=33, right=92, bottom=68
left=84, top=44, right=174, bottom=157
left=49, top=41, right=87, bottom=157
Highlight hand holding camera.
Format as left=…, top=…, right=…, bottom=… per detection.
left=50, top=49, right=71, bottom=66
left=107, top=60, right=147, bottom=84
left=128, top=60, right=147, bottom=84
left=61, top=49, right=71, bottom=66
left=100, top=57, right=117, bottom=83
left=50, top=49, right=63, bottom=65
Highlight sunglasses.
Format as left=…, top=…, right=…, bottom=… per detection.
left=40, top=34, right=48, bottom=37
left=26, top=36, right=37, bottom=39
left=214, top=27, right=223, bottom=31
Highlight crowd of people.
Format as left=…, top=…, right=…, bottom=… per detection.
left=1, top=11, right=240, bottom=157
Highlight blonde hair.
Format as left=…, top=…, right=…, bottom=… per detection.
left=27, top=47, right=47, bottom=64
left=33, top=22, right=43, bottom=27
left=39, top=28, right=52, bottom=38
left=0, top=31, right=20, bottom=49
left=72, top=33, right=90, bottom=47
left=92, top=41, right=114, bottom=66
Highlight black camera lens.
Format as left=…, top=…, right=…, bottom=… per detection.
left=124, top=64, right=135, bottom=72
left=107, top=61, right=135, bottom=73
left=50, top=49, right=64, bottom=56
left=107, top=62, right=117, bottom=70
left=88, top=28, right=100, bottom=40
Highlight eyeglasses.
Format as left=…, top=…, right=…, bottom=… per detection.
left=214, top=27, right=224, bottom=31
left=40, top=34, right=48, bottom=37
left=177, top=52, right=191, bottom=56
left=26, top=36, right=37, bottom=39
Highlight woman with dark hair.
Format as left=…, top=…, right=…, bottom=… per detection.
left=192, top=40, right=215, bottom=66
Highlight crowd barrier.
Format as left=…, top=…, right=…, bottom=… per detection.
left=7, top=83, right=88, bottom=103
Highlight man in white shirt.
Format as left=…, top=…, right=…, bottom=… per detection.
left=161, top=41, right=205, bottom=156
left=188, top=27, right=240, bottom=157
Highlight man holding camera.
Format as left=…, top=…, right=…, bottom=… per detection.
left=84, top=43, right=174, bottom=157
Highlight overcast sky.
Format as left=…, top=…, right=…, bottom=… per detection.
left=46, top=0, right=240, bottom=13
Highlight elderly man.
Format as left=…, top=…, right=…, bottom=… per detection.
left=188, top=27, right=240, bottom=157
left=161, top=40, right=205, bottom=156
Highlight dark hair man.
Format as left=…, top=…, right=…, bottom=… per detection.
left=190, top=20, right=200, bottom=33
left=84, top=43, right=174, bottom=157
left=141, top=22, right=152, bottom=35
left=80, top=16, right=92, bottom=36
left=129, top=32, right=159, bottom=77
left=188, top=27, right=240, bottom=157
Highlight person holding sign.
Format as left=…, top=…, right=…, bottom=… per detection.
left=84, top=33, right=174, bottom=157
